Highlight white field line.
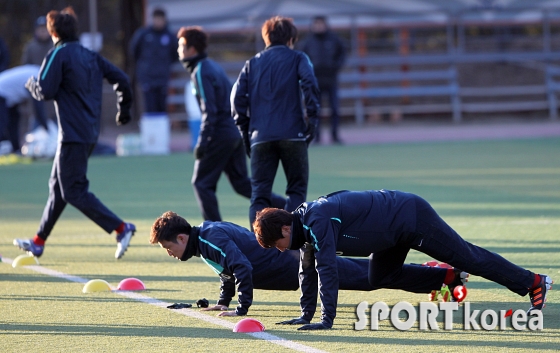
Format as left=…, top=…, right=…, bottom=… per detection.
left=2, top=257, right=328, bottom=353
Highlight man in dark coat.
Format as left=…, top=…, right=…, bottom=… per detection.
left=129, top=7, right=177, bottom=113
left=14, top=7, right=136, bottom=259
left=177, top=26, right=284, bottom=222
left=232, top=16, right=320, bottom=227
left=300, top=16, right=346, bottom=144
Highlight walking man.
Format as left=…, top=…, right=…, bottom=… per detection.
left=232, top=16, right=320, bottom=226
left=177, top=26, right=283, bottom=221
left=14, top=7, right=136, bottom=259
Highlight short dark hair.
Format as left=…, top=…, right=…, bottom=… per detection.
left=150, top=211, right=192, bottom=244
left=253, top=208, right=293, bottom=248
left=177, top=26, right=208, bottom=53
left=261, top=16, right=297, bottom=47
left=152, top=8, right=166, bottom=18
left=46, top=7, right=79, bottom=41
left=313, top=16, right=327, bottom=23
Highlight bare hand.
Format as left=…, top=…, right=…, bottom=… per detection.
left=200, top=304, right=228, bottom=312
left=217, top=310, right=238, bottom=317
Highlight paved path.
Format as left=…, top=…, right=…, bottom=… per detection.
left=99, top=120, right=560, bottom=153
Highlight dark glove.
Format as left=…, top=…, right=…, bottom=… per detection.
left=194, top=144, right=206, bottom=159
left=276, top=317, right=310, bottom=325
left=304, top=121, right=317, bottom=146
left=196, top=298, right=209, bottom=308
left=25, top=76, right=37, bottom=91
left=242, top=131, right=251, bottom=158
left=167, top=303, right=192, bottom=309
left=116, top=110, right=131, bottom=126
left=297, top=322, right=331, bottom=330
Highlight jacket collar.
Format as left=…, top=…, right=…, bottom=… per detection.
left=181, top=52, right=208, bottom=73
left=288, top=212, right=307, bottom=250
left=54, top=39, right=78, bottom=47
left=180, top=226, right=201, bottom=261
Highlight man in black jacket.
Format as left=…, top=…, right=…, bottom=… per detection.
left=150, top=211, right=373, bottom=317
left=129, top=8, right=177, bottom=113
left=14, top=7, right=136, bottom=259
left=232, top=16, right=320, bottom=227
left=300, top=16, right=346, bottom=144
left=177, top=26, right=284, bottom=221
left=254, top=189, right=553, bottom=330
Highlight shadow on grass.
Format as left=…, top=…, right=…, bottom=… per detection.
left=0, top=294, right=132, bottom=303
left=276, top=330, right=559, bottom=350
left=0, top=272, right=217, bottom=284
left=0, top=322, right=251, bottom=340
left=482, top=246, right=560, bottom=254
left=0, top=273, right=69, bottom=283
left=72, top=274, right=217, bottom=283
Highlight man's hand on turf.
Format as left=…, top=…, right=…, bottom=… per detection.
left=200, top=304, right=228, bottom=312
left=116, top=110, right=131, bottom=125
left=276, top=317, right=310, bottom=325
left=297, top=322, right=331, bottom=330
left=217, top=310, right=238, bottom=317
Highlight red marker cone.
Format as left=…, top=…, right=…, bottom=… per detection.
left=233, top=318, right=265, bottom=332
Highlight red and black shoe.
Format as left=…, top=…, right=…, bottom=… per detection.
left=528, top=274, right=553, bottom=313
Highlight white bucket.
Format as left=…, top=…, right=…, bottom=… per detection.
left=116, top=133, right=142, bottom=156
left=140, top=113, right=170, bottom=155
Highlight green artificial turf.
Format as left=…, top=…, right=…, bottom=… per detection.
left=1, top=137, right=559, bottom=352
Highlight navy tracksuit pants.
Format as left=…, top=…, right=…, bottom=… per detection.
left=192, top=138, right=285, bottom=222
left=249, top=140, right=309, bottom=226
left=253, top=249, right=373, bottom=292
left=37, top=143, right=122, bottom=240
left=369, top=195, right=535, bottom=296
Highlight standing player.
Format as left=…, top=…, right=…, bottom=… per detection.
left=177, top=26, right=284, bottom=221
left=300, top=16, right=346, bottom=144
left=254, top=189, right=553, bottom=330
left=129, top=7, right=177, bottom=114
left=231, top=16, right=320, bottom=226
left=14, top=7, right=136, bottom=259
left=150, top=211, right=374, bottom=317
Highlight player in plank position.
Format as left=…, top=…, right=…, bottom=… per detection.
left=150, top=211, right=373, bottom=317
left=253, top=189, right=553, bottom=330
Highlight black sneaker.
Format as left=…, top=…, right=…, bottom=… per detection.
left=528, top=274, right=553, bottom=313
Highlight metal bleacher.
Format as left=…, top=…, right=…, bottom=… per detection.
left=166, top=7, right=560, bottom=125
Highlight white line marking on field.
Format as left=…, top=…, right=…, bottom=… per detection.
left=2, top=257, right=328, bottom=353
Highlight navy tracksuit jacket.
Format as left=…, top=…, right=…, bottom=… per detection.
left=291, top=189, right=536, bottom=327
left=184, top=53, right=240, bottom=148
left=231, top=44, right=320, bottom=147
left=26, top=40, right=132, bottom=239
left=28, top=40, right=132, bottom=143
left=129, top=26, right=177, bottom=87
left=182, top=221, right=373, bottom=316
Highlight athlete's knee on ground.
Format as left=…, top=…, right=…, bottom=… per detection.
left=368, top=268, right=401, bottom=290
